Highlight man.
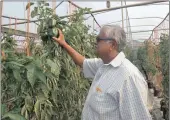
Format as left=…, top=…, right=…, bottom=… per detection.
left=53, top=25, right=152, bottom=120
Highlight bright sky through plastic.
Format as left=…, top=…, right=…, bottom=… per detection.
left=2, top=1, right=169, bottom=42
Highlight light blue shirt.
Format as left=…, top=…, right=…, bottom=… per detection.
left=82, top=52, right=152, bottom=120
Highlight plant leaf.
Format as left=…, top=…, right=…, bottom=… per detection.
left=31, top=10, right=36, bottom=18
left=34, top=7, right=38, bottom=13
left=7, top=61, right=24, bottom=67
left=44, top=3, right=49, bottom=6
left=52, top=89, right=58, bottom=105
left=31, top=7, right=38, bottom=18
left=2, top=112, right=26, bottom=120
left=37, top=26, right=41, bottom=33
left=1, top=104, right=7, bottom=116
left=46, top=59, right=60, bottom=75
left=34, top=100, right=41, bottom=119
left=13, top=70, right=22, bottom=81
left=26, top=65, right=36, bottom=87
left=36, top=67, right=46, bottom=85
left=25, top=96, right=33, bottom=112
left=26, top=2, right=34, bottom=10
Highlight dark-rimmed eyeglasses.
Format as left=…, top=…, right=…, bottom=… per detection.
left=96, top=36, right=114, bottom=42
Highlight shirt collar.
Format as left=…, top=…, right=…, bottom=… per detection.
left=108, top=52, right=126, bottom=67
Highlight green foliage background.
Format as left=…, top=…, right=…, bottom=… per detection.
left=124, top=34, right=169, bottom=120
left=1, top=1, right=96, bottom=120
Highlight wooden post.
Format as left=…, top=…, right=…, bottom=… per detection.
left=14, top=18, right=17, bottom=40
left=93, top=18, right=94, bottom=33
left=52, top=0, right=56, bottom=14
left=9, top=17, right=11, bottom=33
left=124, top=0, right=133, bottom=48
left=0, top=0, right=3, bottom=31
left=0, top=1, right=3, bottom=112
left=26, top=1, right=31, bottom=56
left=68, top=0, right=74, bottom=21
left=68, top=1, right=71, bottom=20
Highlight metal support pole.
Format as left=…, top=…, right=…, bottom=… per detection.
left=121, top=0, right=124, bottom=29
left=1, top=0, right=168, bottom=26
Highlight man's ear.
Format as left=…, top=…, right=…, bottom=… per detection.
left=109, top=45, right=113, bottom=51
left=109, top=42, right=114, bottom=51
left=113, top=40, right=118, bottom=51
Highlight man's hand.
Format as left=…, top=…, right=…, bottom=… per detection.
left=1, top=50, right=6, bottom=61
left=53, top=29, right=66, bottom=46
left=52, top=29, right=85, bottom=67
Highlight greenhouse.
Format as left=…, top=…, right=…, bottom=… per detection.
left=1, top=0, right=169, bottom=120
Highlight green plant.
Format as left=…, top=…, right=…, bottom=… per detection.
left=1, top=1, right=96, bottom=120
left=159, top=34, right=169, bottom=120
left=136, top=44, right=157, bottom=80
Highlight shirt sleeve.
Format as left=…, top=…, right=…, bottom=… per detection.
left=83, top=58, right=103, bottom=79
left=118, top=77, right=152, bottom=120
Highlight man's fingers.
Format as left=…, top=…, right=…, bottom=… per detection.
left=58, top=29, right=62, bottom=35
left=53, top=29, right=64, bottom=42
left=57, top=29, right=63, bottom=38
left=52, top=37, right=59, bottom=41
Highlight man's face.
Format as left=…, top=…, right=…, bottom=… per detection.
left=96, top=36, right=114, bottom=58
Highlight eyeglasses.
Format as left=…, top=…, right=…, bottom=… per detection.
left=96, top=36, right=114, bottom=42
left=94, top=38, right=114, bottom=48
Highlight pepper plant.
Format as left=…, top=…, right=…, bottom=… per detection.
left=1, top=1, right=96, bottom=120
